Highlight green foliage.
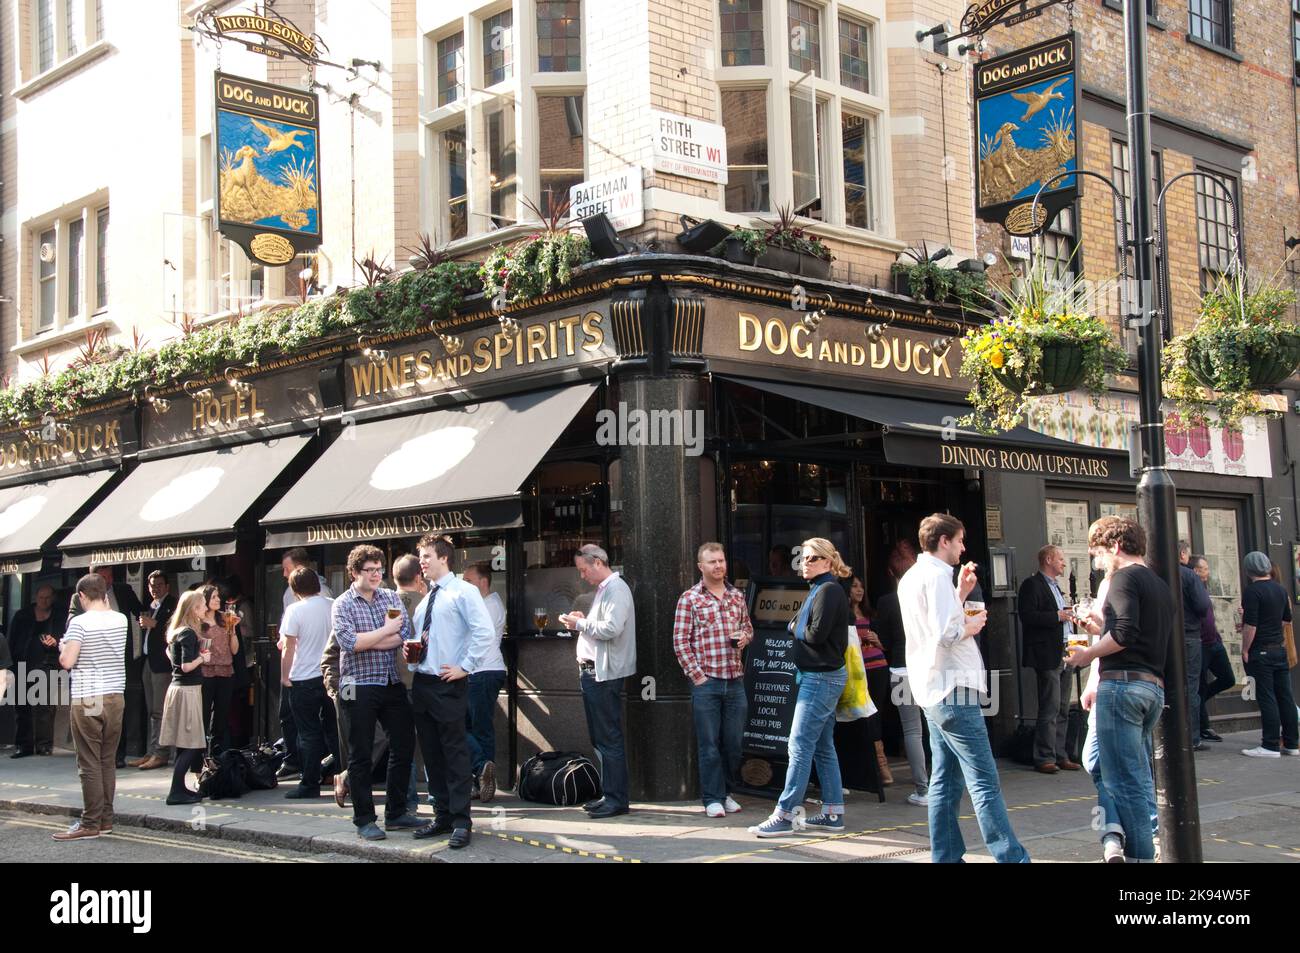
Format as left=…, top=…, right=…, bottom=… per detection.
left=959, top=256, right=1127, bottom=433
left=1163, top=268, right=1300, bottom=429
left=0, top=260, right=481, bottom=429
left=478, top=232, right=593, bottom=306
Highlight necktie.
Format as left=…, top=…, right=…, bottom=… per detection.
left=418, top=585, right=441, bottom=665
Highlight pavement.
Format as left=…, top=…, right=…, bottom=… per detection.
left=2, top=730, right=1298, bottom=863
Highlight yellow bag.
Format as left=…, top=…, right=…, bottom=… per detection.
left=836, top=629, right=877, bottom=722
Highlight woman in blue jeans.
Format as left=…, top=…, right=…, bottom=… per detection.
left=750, top=537, right=851, bottom=838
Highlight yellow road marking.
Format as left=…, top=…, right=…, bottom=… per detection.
left=0, top=814, right=317, bottom=863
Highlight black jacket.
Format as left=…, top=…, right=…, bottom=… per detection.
left=1179, top=564, right=1211, bottom=640
left=10, top=605, right=65, bottom=670
left=143, top=593, right=178, bottom=674
left=789, top=573, right=849, bottom=672
left=1018, top=572, right=1067, bottom=671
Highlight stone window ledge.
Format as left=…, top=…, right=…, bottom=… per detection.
left=14, top=42, right=113, bottom=101
left=11, top=315, right=116, bottom=357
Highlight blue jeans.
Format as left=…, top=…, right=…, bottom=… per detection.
left=923, top=693, right=1029, bottom=863
left=691, top=676, right=747, bottom=805
left=1094, top=679, right=1163, bottom=861
left=776, top=668, right=847, bottom=819
left=1083, top=704, right=1158, bottom=846
left=467, top=669, right=507, bottom=775
left=580, top=672, right=628, bottom=810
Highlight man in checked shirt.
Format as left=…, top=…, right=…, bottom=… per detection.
left=673, top=542, right=754, bottom=818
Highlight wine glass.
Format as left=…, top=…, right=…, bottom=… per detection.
left=533, top=607, right=548, bottom=637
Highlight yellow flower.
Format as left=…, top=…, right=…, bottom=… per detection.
left=990, top=349, right=1005, bottom=368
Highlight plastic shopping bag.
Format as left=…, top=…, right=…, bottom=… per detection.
left=836, top=628, right=877, bottom=722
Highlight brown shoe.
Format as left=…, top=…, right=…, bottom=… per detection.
left=127, top=757, right=149, bottom=768
left=137, top=755, right=167, bottom=770
left=333, top=773, right=348, bottom=809
left=52, top=822, right=100, bottom=841
left=1034, top=762, right=1059, bottom=774
left=1056, top=759, right=1082, bottom=771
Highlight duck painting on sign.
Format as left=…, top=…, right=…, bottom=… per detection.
left=217, top=109, right=319, bottom=234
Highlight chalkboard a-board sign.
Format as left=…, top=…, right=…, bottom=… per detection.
left=738, top=577, right=883, bottom=801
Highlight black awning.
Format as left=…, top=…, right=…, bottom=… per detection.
left=0, top=469, right=116, bottom=573
left=726, top=377, right=1127, bottom=482
left=261, top=383, right=598, bottom=548
left=59, top=434, right=314, bottom=568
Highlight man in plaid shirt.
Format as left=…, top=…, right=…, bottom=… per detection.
left=332, top=544, right=423, bottom=841
left=673, top=542, right=753, bottom=818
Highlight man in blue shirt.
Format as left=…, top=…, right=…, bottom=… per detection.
left=409, top=534, right=496, bottom=850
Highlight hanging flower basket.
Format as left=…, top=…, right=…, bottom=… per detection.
left=959, top=256, right=1127, bottom=433
left=1163, top=270, right=1300, bottom=429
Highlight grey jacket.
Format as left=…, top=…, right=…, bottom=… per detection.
left=579, top=573, right=637, bottom=682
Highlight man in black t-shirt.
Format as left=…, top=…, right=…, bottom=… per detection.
left=1239, top=551, right=1298, bottom=758
left=1067, top=516, right=1174, bottom=863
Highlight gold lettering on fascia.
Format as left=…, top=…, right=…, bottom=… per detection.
left=350, top=313, right=606, bottom=400
left=305, top=508, right=477, bottom=543
left=940, top=443, right=1109, bottom=478
left=89, top=539, right=207, bottom=564
left=0, top=421, right=121, bottom=472
left=0, top=561, right=19, bottom=574
left=738, top=312, right=952, bottom=380
left=190, top=390, right=267, bottom=432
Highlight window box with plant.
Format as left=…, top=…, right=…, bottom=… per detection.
left=478, top=199, right=593, bottom=307
left=959, top=257, right=1128, bottom=432
left=713, top=205, right=833, bottom=279
left=888, top=243, right=990, bottom=314
left=1163, top=268, right=1300, bottom=430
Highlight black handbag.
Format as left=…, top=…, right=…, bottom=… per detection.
left=240, top=745, right=280, bottom=790
left=517, top=751, right=602, bottom=806
left=198, top=749, right=249, bottom=800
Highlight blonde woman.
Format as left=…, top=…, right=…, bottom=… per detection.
left=749, top=537, right=852, bottom=838
left=159, top=591, right=210, bottom=805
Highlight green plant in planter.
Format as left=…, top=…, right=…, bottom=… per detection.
left=711, top=204, right=834, bottom=262
left=959, top=256, right=1127, bottom=433
left=478, top=198, right=594, bottom=306
left=891, top=240, right=955, bottom=301
left=1163, top=266, right=1300, bottom=430
left=951, top=270, right=990, bottom=314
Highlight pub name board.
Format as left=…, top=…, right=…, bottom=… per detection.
left=63, top=537, right=223, bottom=570
left=885, top=432, right=1125, bottom=481
left=264, top=499, right=524, bottom=549
left=0, top=414, right=122, bottom=478
left=706, top=300, right=970, bottom=394
left=144, top=365, right=323, bottom=450
left=346, top=307, right=615, bottom=409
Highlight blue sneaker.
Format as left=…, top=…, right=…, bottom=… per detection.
left=803, top=812, right=845, bottom=832
left=748, top=815, right=794, bottom=838
left=357, top=822, right=387, bottom=841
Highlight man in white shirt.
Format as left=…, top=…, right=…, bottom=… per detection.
left=55, top=573, right=127, bottom=841
left=462, top=561, right=508, bottom=802
left=897, top=513, right=1028, bottom=863
left=280, top=567, right=337, bottom=799
left=278, top=548, right=332, bottom=778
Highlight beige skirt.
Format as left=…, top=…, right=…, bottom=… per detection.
left=159, top=683, right=206, bottom=750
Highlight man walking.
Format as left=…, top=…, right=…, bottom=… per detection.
left=54, top=573, right=127, bottom=841
left=1067, top=517, right=1173, bottom=862
left=131, top=572, right=176, bottom=770
left=673, top=542, right=752, bottom=818
left=462, top=561, right=508, bottom=802
left=408, top=535, right=495, bottom=849
left=1177, top=541, right=1211, bottom=751
left=560, top=544, right=637, bottom=819
left=1018, top=545, right=1082, bottom=774
left=280, top=568, right=336, bottom=799
left=898, top=513, right=1029, bottom=863
left=332, top=545, right=422, bottom=840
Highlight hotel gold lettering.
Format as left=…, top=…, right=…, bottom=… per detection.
left=0, top=421, right=120, bottom=472
left=190, top=390, right=267, bottom=432
left=305, top=509, right=477, bottom=544
left=940, top=443, right=1110, bottom=478
left=738, top=312, right=953, bottom=380
left=351, top=311, right=605, bottom=400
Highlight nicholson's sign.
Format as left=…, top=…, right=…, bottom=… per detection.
left=144, top=365, right=323, bottom=450
left=961, top=0, right=1069, bottom=35
left=974, top=34, right=1080, bottom=236
left=215, top=72, right=321, bottom=267
left=345, top=307, right=615, bottom=410
left=263, top=499, right=524, bottom=549
left=213, top=14, right=318, bottom=59
left=704, top=300, right=970, bottom=394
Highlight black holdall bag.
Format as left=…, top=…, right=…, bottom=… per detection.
left=517, top=751, right=602, bottom=806
left=198, top=749, right=250, bottom=800
left=240, top=744, right=281, bottom=790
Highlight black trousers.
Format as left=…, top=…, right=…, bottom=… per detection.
left=14, top=666, right=55, bottom=752
left=411, top=673, right=473, bottom=830
left=342, top=682, right=414, bottom=827
left=1199, top=641, right=1236, bottom=732
left=278, top=685, right=300, bottom=765
left=202, top=676, right=235, bottom=753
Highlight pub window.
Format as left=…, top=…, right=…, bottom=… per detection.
left=842, top=109, right=878, bottom=230
left=787, top=0, right=823, bottom=75
left=37, top=227, right=56, bottom=332
left=720, top=0, right=765, bottom=66
left=436, top=32, right=465, bottom=107
left=30, top=201, right=107, bottom=336
left=483, top=9, right=514, bottom=86
left=1188, top=0, right=1231, bottom=49
left=789, top=91, right=826, bottom=218
left=1039, top=204, right=1079, bottom=283
left=94, top=0, right=102, bottom=40
left=1195, top=166, right=1239, bottom=292
left=522, top=461, right=608, bottom=636
left=720, top=87, right=770, bottom=213
left=537, top=94, right=584, bottom=217
left=65, top=0, right=82, bottom=56
left=1294, top=0, right=1300, bottom=79
left=487, top=99, right=518, bottom=226
left=1111, top=139, right=1163, bottom=348
left=438, top=123, right=469, bottom=241
left=537, top=0, right=582, bottom=73
left=838, top=15, right=873, bottom=93
left=66, top=217, right=83, bottom=320
left=94, top=206, right=108, bottom=311
left=37, top=0, right=55, bottom=73
left=30, top=0, right=102, bottom=77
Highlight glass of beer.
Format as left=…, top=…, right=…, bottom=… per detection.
left=199, top=637, right=212, bottom=655
left=963, top=600, right=985, bottom=618
left=224, top=607, right=240, bottom=629
left=386, top=607, right=401, bottom=622
left=403, top=638, right=423, bottom=664
left=533, top=607, right=548, bottom=637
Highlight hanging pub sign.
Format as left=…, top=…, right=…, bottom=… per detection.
left=214, top=72, right=321, bottom=267
left=960, top=0, right=1069, bottom=36
left=974, top=33, right=1080, bottom=236
left=211, top=13, right=318, bottom=59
